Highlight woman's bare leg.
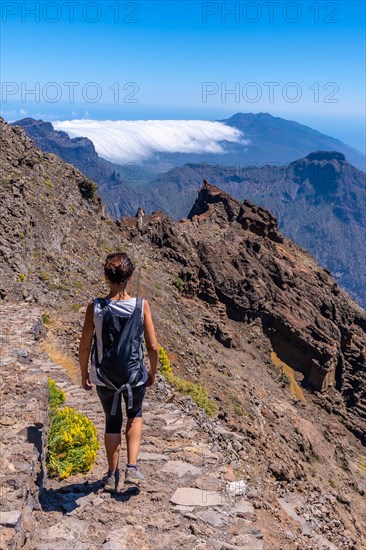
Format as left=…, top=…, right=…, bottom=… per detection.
left=125, top=418, right=143, bottom=464
left=104, top=433, right=121, bottom=472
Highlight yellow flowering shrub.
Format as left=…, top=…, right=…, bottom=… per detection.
left=158, top=345, right=217, bottom=417
left=158, top=346, right=174, bottom=377
left=46, top=380, right=99, bottom=479
left=48, top=378, right=66, bottom=411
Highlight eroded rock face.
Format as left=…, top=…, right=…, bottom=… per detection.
left=0, top=117, right=121, bottom=307
left=122, top=181, right=366, bottom=444
left=140, top=151, right=366, bottom=308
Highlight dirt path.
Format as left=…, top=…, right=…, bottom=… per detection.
left=0, top=303, right=354, bottom=550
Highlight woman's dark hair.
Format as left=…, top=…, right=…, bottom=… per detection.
left=104, top=253, right=134, bottom=286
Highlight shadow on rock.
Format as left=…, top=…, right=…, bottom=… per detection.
left=40, top=480, right=140, bottom=513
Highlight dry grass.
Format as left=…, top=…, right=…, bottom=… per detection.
left=40, top=339, right=79, bottom=384
left=355, top=454, right=366, bottom=474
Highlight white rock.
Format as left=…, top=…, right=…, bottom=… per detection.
left=44, top=525, right=74, bottom=541
left=213, top=425, right=231, bottom=436
left=232, top=440, right=242, bottom=452
left=170, top=487, right=225, bottom=507
left=0, top=510, right=21, bottom=527
left=314, top=535, right=338, bottom=550
left=226, top=480, right=246, bottom=496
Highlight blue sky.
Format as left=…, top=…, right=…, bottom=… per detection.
left=1, top=0, right=365, bottom=151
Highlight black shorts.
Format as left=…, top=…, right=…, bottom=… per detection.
left=96, top=384, right=147, bottom=434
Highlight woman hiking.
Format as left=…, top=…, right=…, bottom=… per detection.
left=79, top=252, right=159, bottom=491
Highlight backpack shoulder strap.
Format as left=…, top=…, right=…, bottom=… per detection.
left=92, top=298, right=109, bottom=368
left=96, top=297, right=109, bottom=309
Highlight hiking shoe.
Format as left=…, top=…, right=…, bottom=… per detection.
left=124, top=465, right=144, bottom=486
left=102, top=469, right=120, bottom=491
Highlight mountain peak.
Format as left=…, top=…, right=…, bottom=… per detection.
left=305, top=151, right=346, bottom=163
left=13, top=116, right=51, bottom=127
left=220, top=113, right=364, bottom=171
left=188, top=180, right=241, bottom=221
left=11, top=117, right=99, bottom=166
left=188, top=180, right=284, bottom=243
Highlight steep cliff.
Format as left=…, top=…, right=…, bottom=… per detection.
left=0, top=117, right=122, bottom=306
left=120, top=181, right=366, bottom=445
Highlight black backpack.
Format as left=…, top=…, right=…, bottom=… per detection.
left=93, top=297, right=145, bottom=415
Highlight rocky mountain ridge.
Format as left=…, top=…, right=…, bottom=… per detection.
left=146, top=152, right=366, bottom=309
left=119, top=181, right=366, bottom=446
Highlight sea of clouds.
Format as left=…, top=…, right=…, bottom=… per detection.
left=53, top=119, right=248, bottom=163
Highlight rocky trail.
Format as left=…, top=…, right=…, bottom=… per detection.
left=0, top=303, right=364, bottom=550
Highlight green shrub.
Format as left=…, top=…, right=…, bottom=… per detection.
left=234, top=405, right=244, bottom=416
left=75, top=281, right=86, bottom=291
left=48, top=378, right=66, bottom=411
left=46, top=379, right=99, bottom=479
left=39, top=271, right=49, bottom=282
left=42, top=313, right=51, bottom=325
left=158, top=346, right=217, bottom=417
left=44, top=178, right=54, bottom=188
left=48, top=283, right=59, bottom=292
left=58, top=281, right=71, bottom=291
left=172, top=276, right=185, bottom=292
left=18, top=273, right=26, bottom=282
left=78, top=178, right=98, bottom=201
left=103, top=243, right=114, bottom=253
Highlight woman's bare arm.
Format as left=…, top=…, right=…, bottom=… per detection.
left=79, top=300, right=94, bottom=390
left=143, top=300, right=159, bottom=386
